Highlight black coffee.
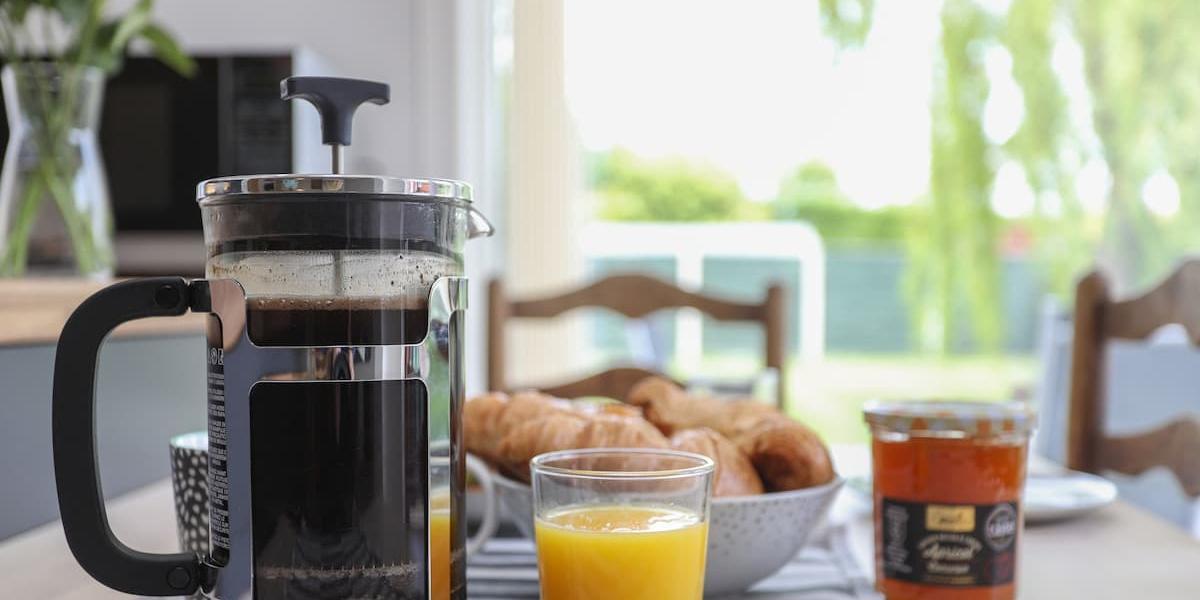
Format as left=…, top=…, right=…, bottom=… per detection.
left=246, top=304, right=460, bottom=600
left=246, top=303, right=430, bottom=347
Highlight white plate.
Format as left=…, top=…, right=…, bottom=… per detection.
left=1024, top=471, right=1118, bottom=524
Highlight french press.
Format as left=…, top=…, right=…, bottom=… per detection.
left=51, top=76, right=493, bottom=599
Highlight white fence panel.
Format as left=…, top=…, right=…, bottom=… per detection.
left=580, top=222, right=826, bottom=372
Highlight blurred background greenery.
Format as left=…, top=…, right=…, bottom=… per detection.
left=574, top=0, right=1200, bottom=439
left=589, top=0, right=1200, bottom=355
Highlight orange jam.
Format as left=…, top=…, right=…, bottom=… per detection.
left=864, top=401, right=1034, bottom=600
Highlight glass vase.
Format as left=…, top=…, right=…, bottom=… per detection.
left=0, top=63, right=113, bottom=278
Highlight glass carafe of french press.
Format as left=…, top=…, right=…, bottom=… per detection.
left=51, top=77, right=493, bottom=599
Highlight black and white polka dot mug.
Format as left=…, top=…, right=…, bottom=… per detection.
left=169, top=432, right=211, bottom=558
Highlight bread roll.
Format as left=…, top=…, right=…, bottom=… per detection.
left=627, top=377, right=726, bottom=435
left=628, top=377, right=835, bottom=490
left=670, top=428, right=764, bottom=497
left=463, top=392, right=509, bottom=464
left=464, top=391, right=574, bottom=464
left=466, top=381, right=835, bottom=493
left=494, top=412, right=669, bottom=481
left=577, top=401, right=644, bottom=419
left=734, top=421, right=834, bottom=491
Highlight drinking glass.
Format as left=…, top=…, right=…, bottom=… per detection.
left=531, top=448, right=715, bottom=600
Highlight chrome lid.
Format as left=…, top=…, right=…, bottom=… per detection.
left=196, top=174, right=473, bottom=203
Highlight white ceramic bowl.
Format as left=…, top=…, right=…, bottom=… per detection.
left=492, top=471, right=844, bottom=597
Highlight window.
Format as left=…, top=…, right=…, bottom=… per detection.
left=498, top=0, right=1200, bottom=442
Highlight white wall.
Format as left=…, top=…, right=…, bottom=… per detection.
left=135, top=0, right=504, bottom=393
left=141, top=0, right=448, bottom=175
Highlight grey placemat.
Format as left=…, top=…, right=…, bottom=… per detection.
left=467, top=524, right=880, bottom=599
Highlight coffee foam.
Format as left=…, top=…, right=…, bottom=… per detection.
left=207, top=250, right=461, bottom=309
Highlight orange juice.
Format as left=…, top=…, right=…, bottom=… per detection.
left=535, top=505, right=708, bottom=600
left=429, top=490, right=455, bottom=600
left=430, top=508, right=451, bottom=600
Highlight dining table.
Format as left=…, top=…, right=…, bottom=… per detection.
left=4, top=444, right=1199, bottom=599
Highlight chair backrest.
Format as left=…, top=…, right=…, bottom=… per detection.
left=488, top=273, right=787, bottom=407
left=1068, top=262, right=1200, bottom=497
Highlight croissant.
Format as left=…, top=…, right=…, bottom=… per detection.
left=463, top=392, right=509, bottom=464
left=627, top=377, right=728, bottom=435
left=734, top=420, right=834, bottom=491
left=577, top=401, right=643, bottom=419
left=494, top=412, right=669, bottom=482
left=628, top=377, right=834, bottom=491
left=670, top=428, right=764, bottom=497
left=628, top=377, right=776, bottom=439
left=464, top=391, right=575, bottom=464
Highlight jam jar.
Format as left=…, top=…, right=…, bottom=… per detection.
left=864, top=401, right=1036, bottom=600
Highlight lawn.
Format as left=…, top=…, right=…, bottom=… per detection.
left=691, top=352, right=1038, bottom=442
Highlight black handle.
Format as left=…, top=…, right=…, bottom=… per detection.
left=52, top=277, right=206, bottom=596
left=281, top=76, right=390, bottom=146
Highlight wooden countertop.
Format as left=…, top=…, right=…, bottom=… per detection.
left=0, top=278, right=204, bottom=347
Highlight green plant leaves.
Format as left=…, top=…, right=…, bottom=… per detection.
left=105, top=0, right=152, bottom=57
left=2, top=0, right=195, bottom=78
left=47, top=0, right=88, bottom=25
left=1, top=0, right=89, bottom=27
left=86, top=21, right=122, bottom=71
left=3, top=1, right=37, bottom=24
left=140, top=22, right=194, bottom=76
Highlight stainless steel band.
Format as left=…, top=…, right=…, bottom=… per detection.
left=196, top=174, right=474, bottom=203
left=200, top=276, right=467, bottom=599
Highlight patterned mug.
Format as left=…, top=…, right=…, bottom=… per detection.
left=169, top=432, right=211, bottom=557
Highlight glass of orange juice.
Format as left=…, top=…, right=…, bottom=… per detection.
left=531, top=448, right=715, bottom=600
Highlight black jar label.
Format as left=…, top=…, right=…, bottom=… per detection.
left=881, top=498, right=1018, bottom=587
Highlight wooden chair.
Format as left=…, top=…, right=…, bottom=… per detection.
left=1068, top=262, right=1200, bottom=497
left=488, top=274, right=788, bottom=407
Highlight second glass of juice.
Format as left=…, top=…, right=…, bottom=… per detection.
left=531, top=448, right=715, bottom=600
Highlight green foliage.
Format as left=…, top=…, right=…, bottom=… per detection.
left=593, top=151, right=911, bottom=246
left=775, top=162, right=844, bottom=210
left=136, top=23, right=191, bottom=76
left=3, top=0, right=89, bottom=25
left=874, top=0, right=1200, bottom=348
left=988, top=0, right=1200, bottom=296
left=0, top=0, right=193, bottom=275
left=818, top=0, right=875, bottom=48
left=1000, top=0, right=1092, bottom=300
left=772, top=161, right=910, bottom=245
left=0, top=0, right=195, bottom=77
left=591, top=148, right=752, bottom=222
left=905, top=0, right=1004, bottom=354
left=596, top=1, right=1200, bottom=355
left=1066, top=0, right=1200, bottom=293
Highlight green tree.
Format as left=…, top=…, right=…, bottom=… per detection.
left=595, top=1, right=1200, bottom=354
left=1068, top=0, right=1200, bottom=293
left=1002, top=0, right=1093, bottom=300
left=773, top=161, right=909, bottom=245
left=818, top=0, right=876, bottom=49
left=591, top=148, right=752, bottom=222
left=866, top=0, right=1200, bottom=351
left=906, top=0, right=1004, bottom=353
left=775, top=162, right=845, bottom=213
